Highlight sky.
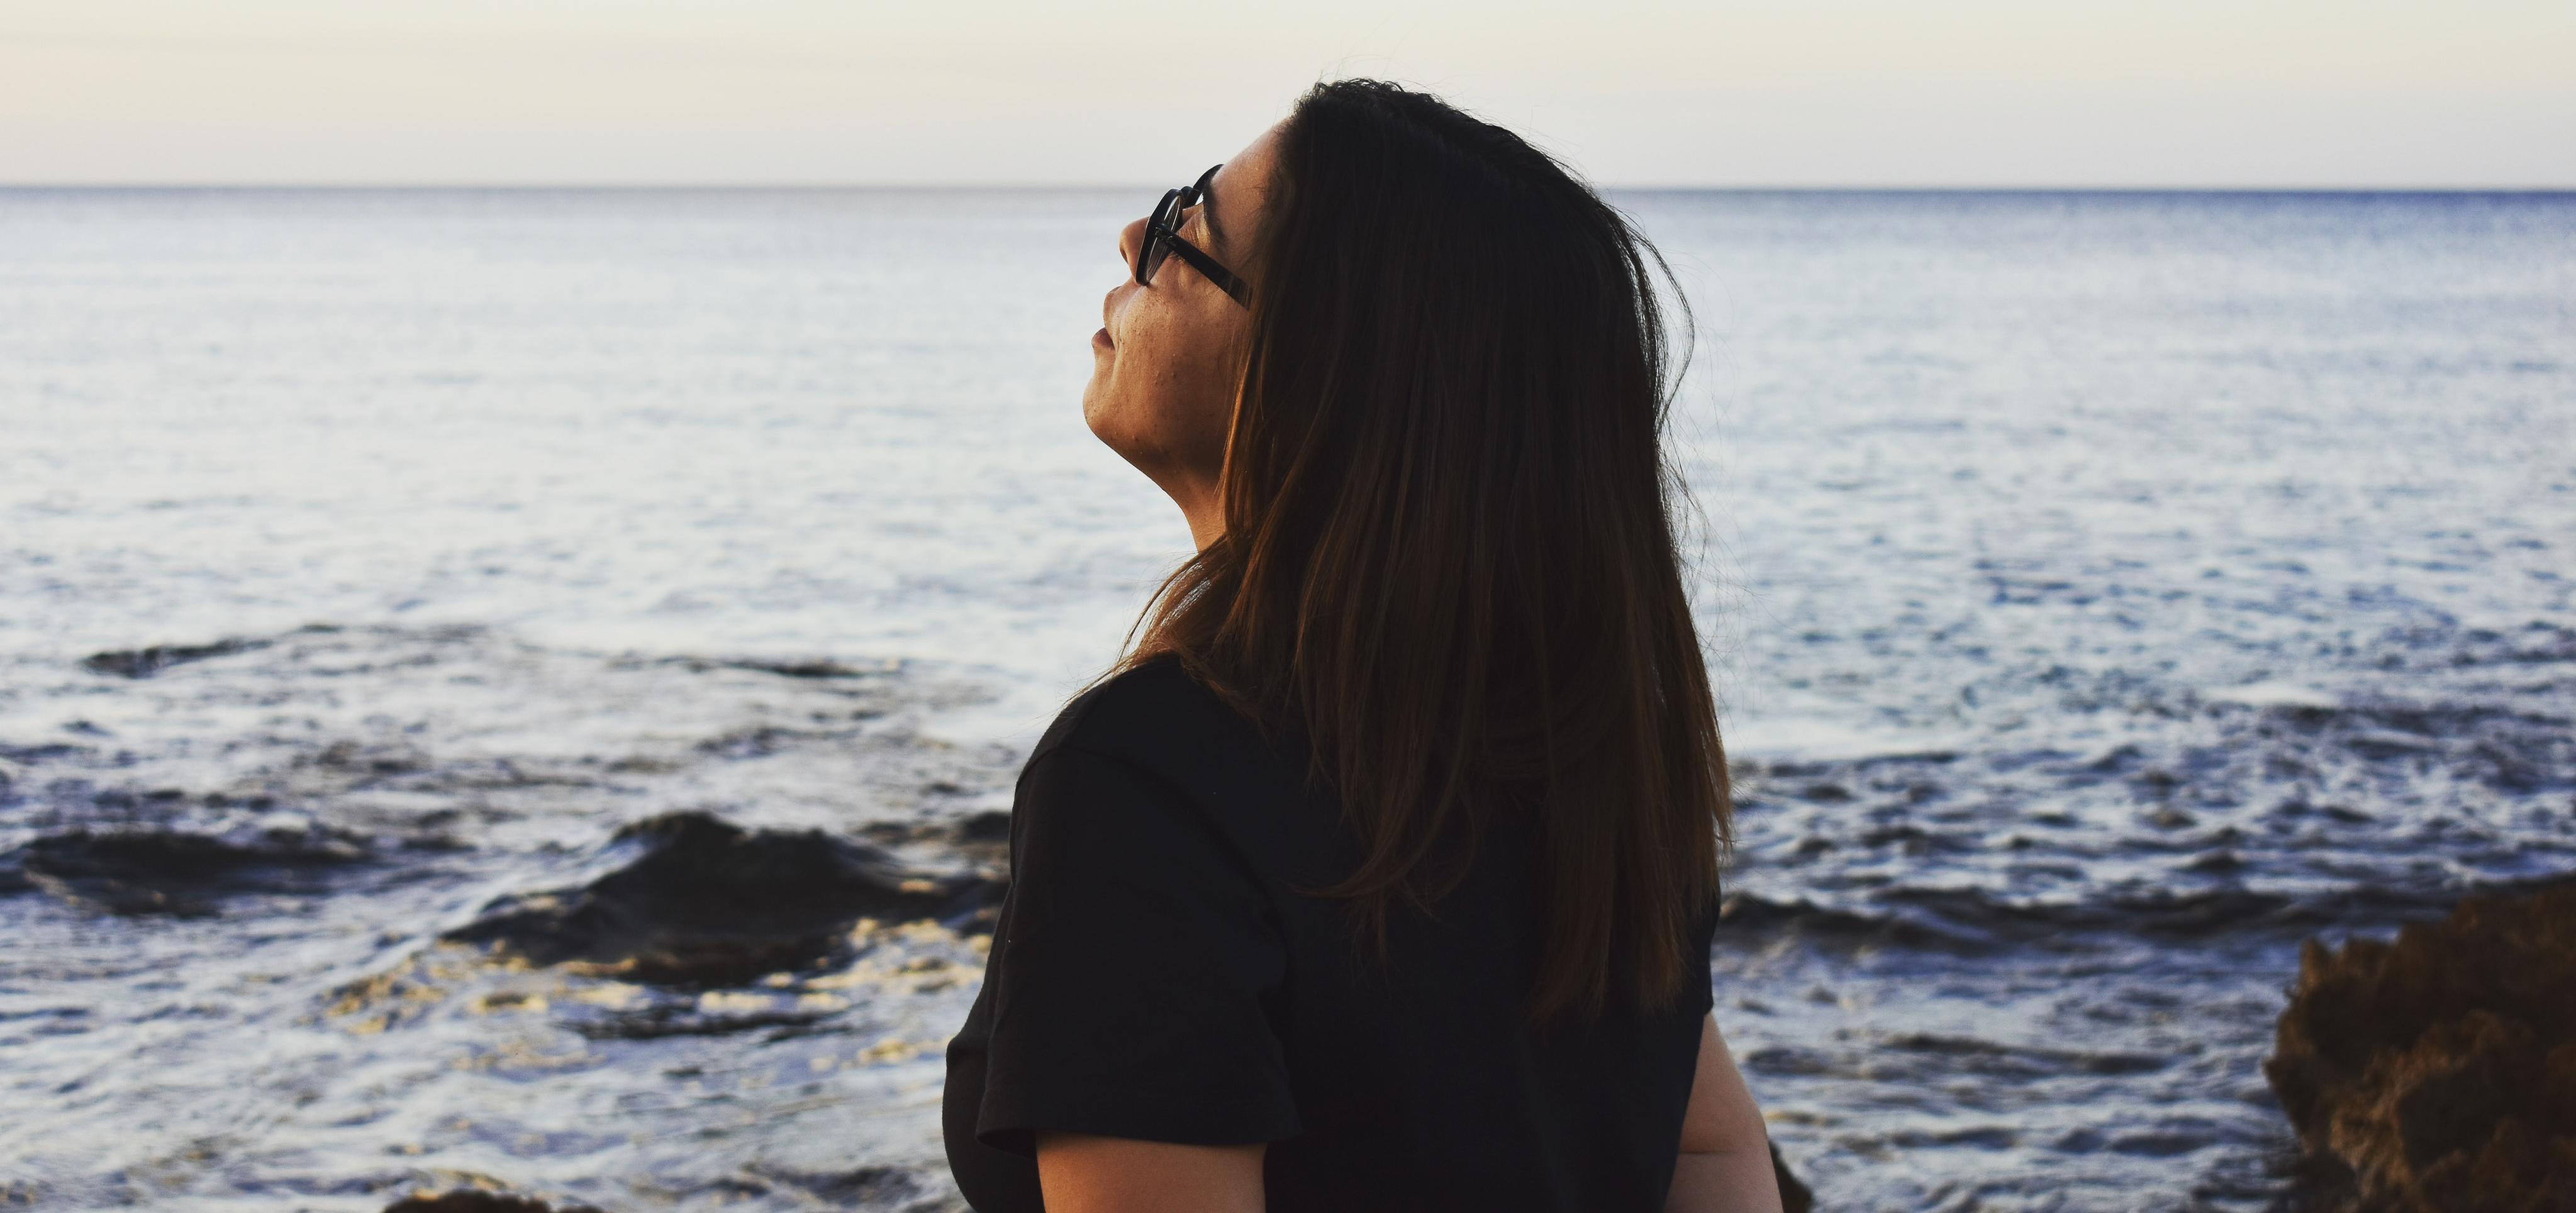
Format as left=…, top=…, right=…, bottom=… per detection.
left=2, top=0, right=2570, bottom=187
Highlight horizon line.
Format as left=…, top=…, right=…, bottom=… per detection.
left=4, top=182, right=2572, bottom=194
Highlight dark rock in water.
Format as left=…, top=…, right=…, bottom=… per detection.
left=717, top=656, right=879, bottom=680
left=745, top=1162, right=917, bottom=1204
left=81, top=636, right=273, bottom=679
left=1, top=825, right=370, bottom=916
left=1771, top=1141, right=1815, bottom=1213
left=567, top=1003, right=833, bottom=1041
left=382, top=1193, right=606, bottom=1213
left=2264, top=882, right=2576, bottom=1210
left=442, top=810, right=1003, bottom=985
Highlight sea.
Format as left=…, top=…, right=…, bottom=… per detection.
left=2, top=188, right=2570, bottom=1211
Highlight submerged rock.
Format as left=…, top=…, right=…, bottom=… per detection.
left=713, top=656, right=885, bottom=680
left=81, top=636, right=274, bottom=678
left=2264, top=882, right=2576, bottom=1210
left=442, top=810, right=1001, bottom=985
left=0, top=824, right=370, bottom=916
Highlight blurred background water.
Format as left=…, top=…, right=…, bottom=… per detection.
left=1, top=188, right=2570, bottom=1210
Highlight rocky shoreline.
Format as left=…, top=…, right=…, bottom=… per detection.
left=2265, top=882, right=2576, bottom=1210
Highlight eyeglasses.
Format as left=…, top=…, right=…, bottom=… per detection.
left=1136, top=163, right=1250, bottom=307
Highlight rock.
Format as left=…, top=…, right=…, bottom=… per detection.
left=440, top=810, right=1002, bottom=985
left=2263, top=882, right=2576, bottom=1210
left=744, top=1162, right=918, bottom=1204
left=716, top=656, right=877, bottom=680
left=382, top=1192, right=606, bottom=1213
left=1772, top=1140, right=1815, bottom=1213
left=81, top=636, right=272, bottom=678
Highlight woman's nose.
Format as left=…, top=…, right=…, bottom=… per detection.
left=1117, top=216, right=1147, bottom=269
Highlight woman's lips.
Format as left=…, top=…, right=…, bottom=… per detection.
left=1092, top=326, right=1113, bottom=349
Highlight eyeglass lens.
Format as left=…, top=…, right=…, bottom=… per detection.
left=1139, top=187, right=1181, bottom=285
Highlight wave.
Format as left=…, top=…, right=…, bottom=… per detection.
left=0, top=823, right=372, bottom=916
left=1715, top=870, right=2576, bottom=952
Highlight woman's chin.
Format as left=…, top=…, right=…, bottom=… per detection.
left=1078, top=389, right=1113, bottom=443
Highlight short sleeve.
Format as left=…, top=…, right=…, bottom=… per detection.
left=1685, top=888, right=1720, bottom=1017
left=974, top=743, right=1303, bottom=1158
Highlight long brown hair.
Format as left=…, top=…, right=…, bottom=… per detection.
left=1086, top=77, right=1731, bottom=1027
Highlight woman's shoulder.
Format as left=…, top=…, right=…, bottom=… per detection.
left=1025, top=652, right=1285, bottom=785
left=1027, top=651, right=1232, bottom=762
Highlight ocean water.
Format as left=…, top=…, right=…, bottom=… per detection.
left=1, top=188, right=2570, bottom=1211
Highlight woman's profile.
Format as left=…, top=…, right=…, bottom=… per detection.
left=941, top=77, right=1782, bottom=1212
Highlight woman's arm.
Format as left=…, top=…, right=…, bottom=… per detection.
left=1028, top=1011, right=1779, bottom=1213
left=1035, top=1130, right=1268, bottom=1213
left=1664, top=1010, right=1784, bottom=1213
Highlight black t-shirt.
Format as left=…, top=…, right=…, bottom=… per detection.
left=942, top=652, right=1720, bottom=1212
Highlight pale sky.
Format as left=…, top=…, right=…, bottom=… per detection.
left=3, top=0, right=2570, bottom=187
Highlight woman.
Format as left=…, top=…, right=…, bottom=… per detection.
left=942, top=79, right=1782, bottom=1212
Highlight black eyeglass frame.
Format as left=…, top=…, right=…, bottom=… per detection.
left=1135, top=163, right=1251, bottom=307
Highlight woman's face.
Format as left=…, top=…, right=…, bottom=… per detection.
left=1082, top=121, right=1283, bottom=550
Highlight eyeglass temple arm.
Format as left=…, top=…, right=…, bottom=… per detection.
left=1162, top=233, right=1251, bottom=307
